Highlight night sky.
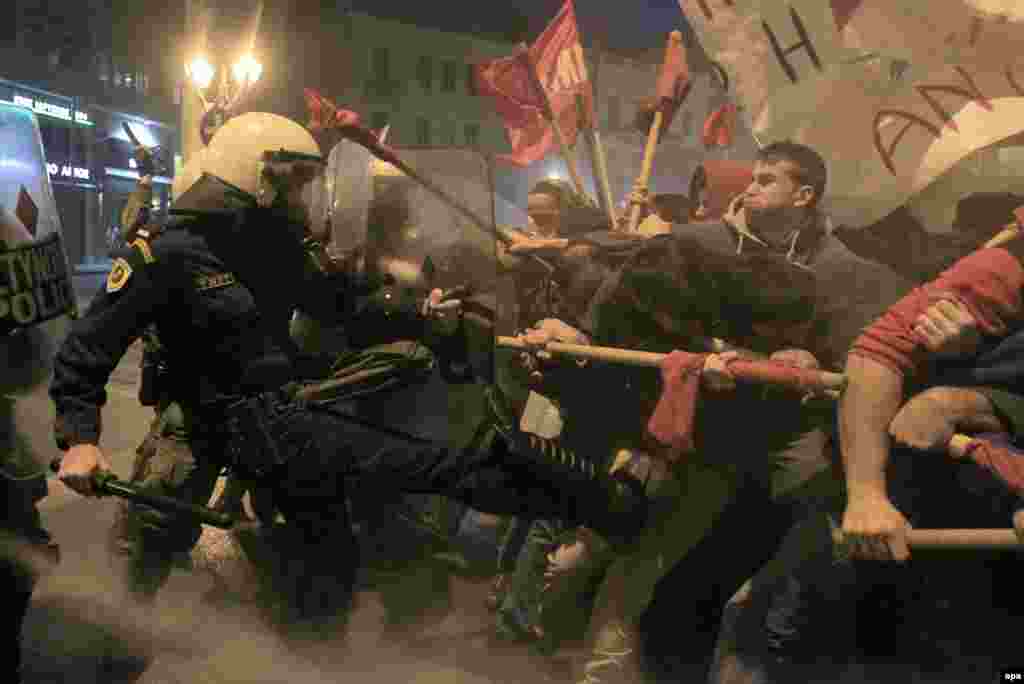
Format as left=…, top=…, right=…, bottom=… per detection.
left=344, top=0, right=693, bottom=49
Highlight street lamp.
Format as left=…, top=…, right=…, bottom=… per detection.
left=232, top=55, right=262, bottom=85
left=184, top=53, right=262, bottom=145
left=185, top=56, right=215, bottom=90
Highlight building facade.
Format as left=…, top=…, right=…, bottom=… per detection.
left=321, top=10, right=760, bottom=226
left=327, top=12, right=513, bottom=152
left=0, top=0, right=178, bottom=273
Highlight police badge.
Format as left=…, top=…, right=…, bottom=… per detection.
left=106, top=258, right=133, bottom=293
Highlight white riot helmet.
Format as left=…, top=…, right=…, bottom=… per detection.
left=202, top=112, right=322, bottom=201
left=171, top=147, right=206, bottom=202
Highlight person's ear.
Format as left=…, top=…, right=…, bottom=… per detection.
left=793, top=185, right=815, bottom=208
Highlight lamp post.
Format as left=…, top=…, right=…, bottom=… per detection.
left=181, top=52, right=262, bottom=159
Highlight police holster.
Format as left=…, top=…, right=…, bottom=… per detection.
left=222, top=394, right=285, bottom=480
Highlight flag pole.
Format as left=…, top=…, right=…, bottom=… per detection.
left=579, top=40, right=618, bottom=230
left=517, top=44, right=590, bottom=202
left=626, top=31, right=683, bottom=233
left=579, top=99, right=617, bottom=229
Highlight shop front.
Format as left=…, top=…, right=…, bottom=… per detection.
left=0, top=79, right=98, bottom=269
left=83, top=107, right=176, bottom=272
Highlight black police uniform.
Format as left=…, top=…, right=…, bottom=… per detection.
left=50, top=176, right=646, bottom=626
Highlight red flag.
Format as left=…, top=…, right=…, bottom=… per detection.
left=303, top=90, right=399, bottom=166
left=473, top=0, right=593, bottom=167
left=702, top=103, right=736, bottom=149
left=473, top=53, right=548, bottom=167
left=654, top=32, right=691, bottom=134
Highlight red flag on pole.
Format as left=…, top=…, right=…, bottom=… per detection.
left=303, top=89, right=400, bottom=165
left=473, top=0, right=593, bottom=167
left=654, top=31, right=691, bottom=134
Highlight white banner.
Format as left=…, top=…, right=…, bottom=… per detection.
left=680, top=0, right=1024, bottom=226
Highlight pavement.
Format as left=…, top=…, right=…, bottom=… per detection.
left=20, top=279, right=575, bottom=683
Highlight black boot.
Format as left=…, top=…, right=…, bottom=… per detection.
left=483, top=386, right=648, bottom=545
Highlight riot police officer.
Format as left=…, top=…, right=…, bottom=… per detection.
left=51, top=112, right=648, bottom=637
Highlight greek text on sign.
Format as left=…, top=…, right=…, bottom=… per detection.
left=46, top=163, right=90, bottom=180
left=0, top=232, right=74, bottom=333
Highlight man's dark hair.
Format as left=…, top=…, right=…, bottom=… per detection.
left=530, top=178, right=591, bottom=211
left=758, top=140, right=827, bottom=208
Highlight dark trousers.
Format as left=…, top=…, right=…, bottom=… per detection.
left=1, top=570, right=32, bottom=681
left=638, top=476, right=791, bottom=680
left=218, top=391, right=620, bottom=622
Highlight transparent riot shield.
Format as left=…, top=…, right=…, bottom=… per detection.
left=297, top=145, right=498, bottom=436
left=0, top=102, right=76, bottom=501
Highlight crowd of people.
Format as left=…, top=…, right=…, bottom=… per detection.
left=5, top=103, right=1024, bottom=684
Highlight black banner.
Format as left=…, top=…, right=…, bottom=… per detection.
left=0, top=232, right=74, bottom=334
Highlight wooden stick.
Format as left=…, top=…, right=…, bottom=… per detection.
left=518, top=44, right=589, bottom=201
left=495, top=335, right=845, bottom=388
left=626, top=31, right=683, bottom=233
left=627, top=110, right=663, bottom=233
left=983, top=221, right=1021, bottom=249
left=498, top=336, right=1000, bottom=471
left=578, top=94, right=618, bottom=230
left=832, top=526, right=1022, bottom=550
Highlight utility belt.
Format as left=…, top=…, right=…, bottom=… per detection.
left=216, top=391, right=293, bottom=481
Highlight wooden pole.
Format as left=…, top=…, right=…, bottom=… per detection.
left=626, top=30, right=683, bottom=233
left=627, top=109, right=663, bottom=233
left=579, top=94, right=618, bottom=230
left=518, top=44, right=590, bottom=201
left=832, top=527, right=1022, bottom=551
left=983, top=221, right=1021, bottom=249
left=495, top=336, right=846, bottom=389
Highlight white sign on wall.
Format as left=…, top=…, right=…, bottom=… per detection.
left=46, top=162, right=91, bottom=181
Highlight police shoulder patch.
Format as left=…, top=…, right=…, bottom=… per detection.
left=106, top=258, right=134, bottom=293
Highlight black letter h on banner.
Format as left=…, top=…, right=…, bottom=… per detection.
left=762, top=7, right=822, bottom=83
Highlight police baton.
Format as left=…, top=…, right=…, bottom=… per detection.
left=49, top=458, right=234, bottom=529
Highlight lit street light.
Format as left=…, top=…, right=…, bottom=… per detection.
left=185, top=56, right=215, bottom=90
left=232, top=55, right=263, bottom=85
left=183, top=53, right=263, bottom=146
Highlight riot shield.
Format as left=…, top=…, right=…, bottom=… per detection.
left=296, top=146, right=498, bottom=446
left=0, top=102, right=76, bottom=496
left=316, top=137, right=374, bottom=256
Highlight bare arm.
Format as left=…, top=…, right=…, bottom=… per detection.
left=839, top=354, right=905, bottom=500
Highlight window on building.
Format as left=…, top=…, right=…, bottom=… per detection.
left=417, top=56, right=433, bottom=92
left=440, top=121, right=456, bottom=146
left=464, top=123, right=480, bottom=147
left=416, top=118, right=432, bottom=146
left=371, top=112, right=389, bottom=131
left=372, top=47, right=390, bottom=82
left=441, top=60, right=456, bottom=92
